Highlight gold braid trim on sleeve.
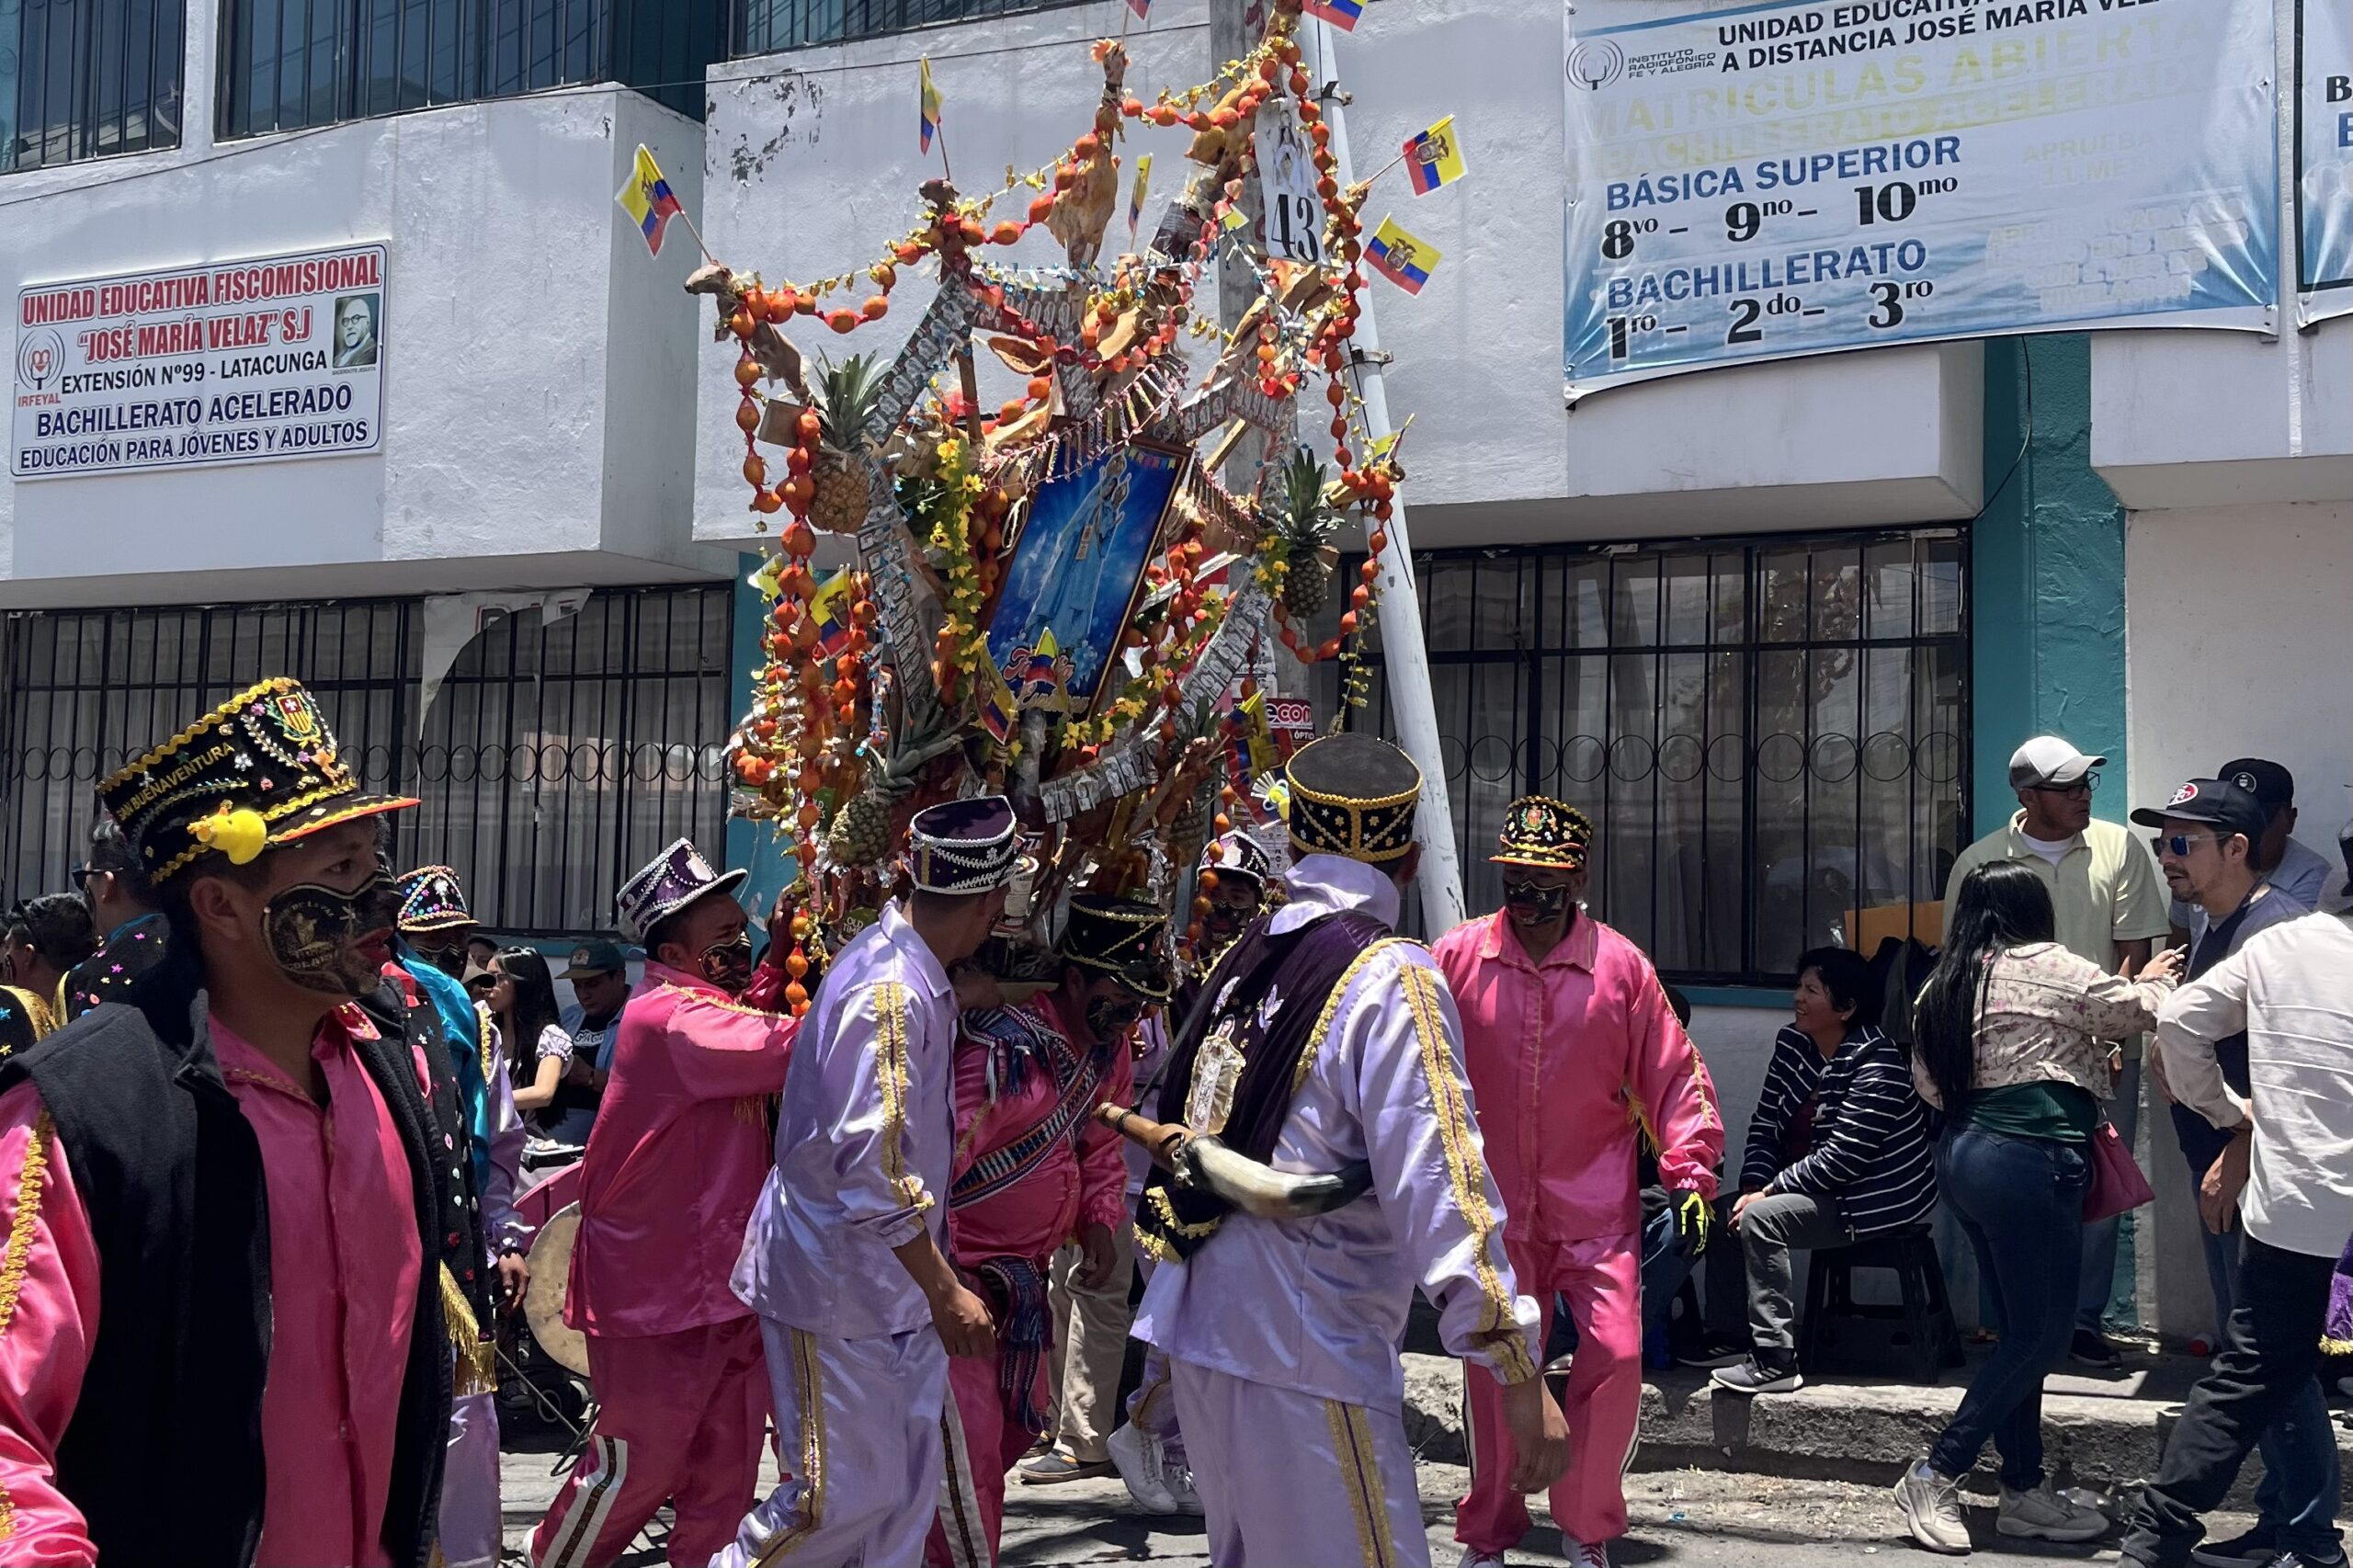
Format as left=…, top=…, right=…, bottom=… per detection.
left=1290, top=939, right=1415, bottom=1093
left=871, top=983, right=934, bottom=1216
left=439, top=1264, right=497, bottom=1396
left=1399, top=965, right=1537, bottom=1386
left=0, top=1110, right=55, bottom=1542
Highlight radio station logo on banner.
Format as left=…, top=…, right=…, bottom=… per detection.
left=1561, top=0, right=2279, bottom=401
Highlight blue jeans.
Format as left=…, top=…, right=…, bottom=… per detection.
left=1929, top=1126, right=2089, bottom=1490
left=2186, top=1175, right=2343, bottom=1556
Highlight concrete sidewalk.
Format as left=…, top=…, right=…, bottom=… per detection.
left=1404, top=1345, right=2353, bottom=1507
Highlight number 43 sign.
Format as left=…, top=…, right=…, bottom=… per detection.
left=1256, top=117, right=1322, bottom=265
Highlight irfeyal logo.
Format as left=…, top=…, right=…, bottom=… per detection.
left=1566, top=38, right=1624, bottom=92
left=15, top=328, right=63, bottom=394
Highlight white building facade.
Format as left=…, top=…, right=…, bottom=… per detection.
left=0, top=0, right=742, bottom=935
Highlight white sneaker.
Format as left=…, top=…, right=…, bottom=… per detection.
left=1893, top=1460, right=1972, bottom=1555
left=1162, top=1456, right=1202, bottom=1514
left=1108, top=1422, right=1176, bottom=1515
left=1995, top=1482, right=2109, bottom=1543
left=1453, top=1551, right=1506, bottom=1568
left=1565, top=1540, right=1611, bottom=1568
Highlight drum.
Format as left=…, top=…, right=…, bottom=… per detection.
left=523, top=1202, right=590, bottom=1378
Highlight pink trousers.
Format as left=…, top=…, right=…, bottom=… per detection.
left=531, top=1317, right=768, bottom=1568
left=1456, top=1232, right=1641, bottom=1551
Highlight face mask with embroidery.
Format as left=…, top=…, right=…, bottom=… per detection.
left=1503, top=880, right=1573, bottom=928
left=262, top=871, right=403, bottom=998
left=697, top=931, right=755, bottom=995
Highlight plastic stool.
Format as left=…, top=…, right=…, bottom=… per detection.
left=1798, top=1224, right=1964, bottom=1382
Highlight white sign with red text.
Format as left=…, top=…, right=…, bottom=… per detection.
left=12, top=244, right=387, bottom=479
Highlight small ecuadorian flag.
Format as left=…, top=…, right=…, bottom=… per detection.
left=616, top=144, right=685, bottom=256
left=1302, top=0, right=1363, bottom=30
left=1129, top=153, right=1153, bottom=238
left=919, top=58, right=944, bottom=153
left=809, top=569, right=857, bottom=659
left=1403, top=116, right=1465, bottom=196
left=1365, top=215, right=1439, bottom=295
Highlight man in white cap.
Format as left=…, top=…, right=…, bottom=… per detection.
left=1946, top=735, right=2171, bottom=1369
left=717, top=797, right=1021, bottom=1568
left=533, top=840, right=795, bottom=1568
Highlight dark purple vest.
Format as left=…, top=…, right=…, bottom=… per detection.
left=1137, top=907, right=1389, bottom=1259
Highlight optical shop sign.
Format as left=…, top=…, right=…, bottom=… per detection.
left=1563, top=0, right=2277, bottom=400
left=12, top=244, right=387, bottom=478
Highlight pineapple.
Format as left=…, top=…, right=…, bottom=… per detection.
left=1269, top=449, right=1342, bottom=619
left=809, top=354, right=892, bottom=534
left=822, top=688, right=967, bottom=869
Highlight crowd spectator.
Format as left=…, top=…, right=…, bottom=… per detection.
left=63, top=808, right=165, bottom=1019
left=2119, top=907, right=2353, bottom=1568
left=2165, top=761, right=2332, bottom=945
left=545, top=941, right=632, bottom=1147
left=1, top=894, right=97, bottom=1033
left=486, top=948, right=574, bottom=1131
left=2135, top=778, right=2339, bottom=1565
left=1946, top=734, right=2171, bottom=1369
left=1896, top=861, right=2180, bottom=1554
left=1712, top=947, right=1936, bottom=1395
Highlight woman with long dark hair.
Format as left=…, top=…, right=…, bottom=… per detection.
left=487, top=948, right=574, bottom=1130
left=1895, top=860, right=2182, bottom=1554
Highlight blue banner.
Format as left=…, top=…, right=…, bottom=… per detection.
left=2298, top=0, right=2353, bottom=324
left=1564, top=0, right=2279, bottom=401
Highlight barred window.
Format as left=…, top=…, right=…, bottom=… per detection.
left=1, top=0, right=187, bottom=173
left=215, top=0, right=721, bottom=138
left=0, top=586, right=732, bottom=937
left=1319, top=529, right=1969, bottom=984
left=733, top=0, right=1086, bottom=54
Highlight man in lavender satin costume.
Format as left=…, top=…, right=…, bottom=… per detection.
left=717, top=797, right=1022, bottom=1568
left=1131, top=734, right=1570, bottom=1568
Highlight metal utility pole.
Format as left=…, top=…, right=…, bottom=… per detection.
left=1302, top=16, right=1466, bottom=934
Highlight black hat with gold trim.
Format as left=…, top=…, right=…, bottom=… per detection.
left=907, top=795, right=1020, bottom=895
left=1060, top=893, right=1173, bottom=1001
left=101, top=676, right=419, bottom=884
left=394, top=865, right=478, bottom=934
left=1492, top=796, right=1592, bottom=869
left=1284, top=733, right=1420, bottom=865
left=1197, top=828, right=1271, bottom=888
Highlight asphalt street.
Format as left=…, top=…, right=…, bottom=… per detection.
left=497, top=1449, right=2247, bottom=1565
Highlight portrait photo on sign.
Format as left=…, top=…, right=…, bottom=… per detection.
left=333, top=293, right=380, bottom=369
left=985, top=442, right=1188, bottom=714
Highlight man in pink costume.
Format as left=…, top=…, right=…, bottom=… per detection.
left=1439, top=796, right=1723, bottom=1568
left=929, top=894, right=1161, bottom=1565
left=0, top=676, right=457, bottom=1567
left=532, top=839, right=795, bottom=1568
left=717, top=797, right=1020, bottom=1568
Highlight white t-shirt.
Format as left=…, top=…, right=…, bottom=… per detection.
left=2020, top=831, right=2073, bottom=867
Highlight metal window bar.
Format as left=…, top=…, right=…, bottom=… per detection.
left=1327, top=527, right=1968, bottom=984
left=0, top=586, right=730, bottom=939
left=1, top=0, right=185, bottom=172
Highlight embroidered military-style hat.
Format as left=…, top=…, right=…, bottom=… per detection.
left=615, top=838, right=748, bottom=944
left=100, top=676, right=418, bottom=884
left=1060, top=894, right=1174, bottom=1001
left=1283, top=733, right=1420, bottom=865
left=907, top=796, right=1020, bottom=894
left=1491, top=795, right=1593, bottom=869
left=1197, top=828, right=1271, bottom=887
left=394, top=865, right=478, bottom=934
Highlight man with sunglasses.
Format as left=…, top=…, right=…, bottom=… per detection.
left=2132, top=778, right=2339, bottom=1568
left=927, top=895, right=1158, bottom=1566
left=1440, top=796, right=1722, bottom=1568
left=1947, top=734, right=2172, bottom=1369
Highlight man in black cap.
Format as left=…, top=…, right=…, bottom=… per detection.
left=546, top=939, right=632, bottom=1148
left=1127, top=733, right=1567, bottom=1568
left=2134, top=778, right=2342, bottom=1568
left=0, top=676, right=454, bottom=1566
left=2168, top=761, right=2334, bottom=941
